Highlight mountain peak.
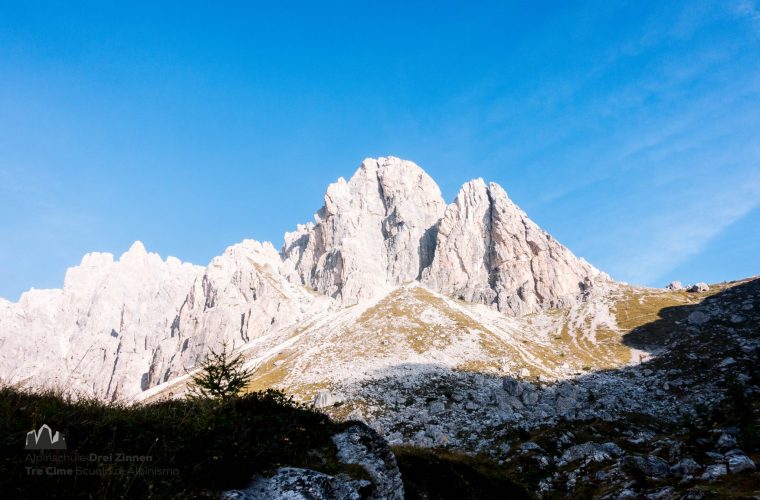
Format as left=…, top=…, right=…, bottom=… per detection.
left=1, top=156, right=608, bottom=401
left=280, top=157, right=601, bottom=313
left=422, top=172, right=600, bottom=314
left=283, top=157, right=447, bottom=304
left=123, top=240, right=147, bottom=257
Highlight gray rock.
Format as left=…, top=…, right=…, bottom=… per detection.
left=688, top=282, right=710, bottom=293
left=627, top=455, right=670, bottom=478
left=313, top=389, right=339, bottom=408
left=221, top=467, right=371, bottom=500
left=429, top=401, right=445, bottom=415
left=332, top=424, right=404, bottom=499
left=716, top=433, right=737, bottom=449
left=557, top=442, right=621, bottom=466
left=688, top=311, right=710, bottom=325
left=681, top=490, right=705, bottom=500
left=520, top=441, right=542, bottom=451
left=502, top=378, right=524, bottom=397
left=726, top=452, right=756, bottom=473
left=666, top=281, right=684, bottom=290
left=700, top=463, right=727, bottom=481
left=646, top=487, right=675, bottom=499
left=521, top=389, right=539, bottom=406
left=555, top=395, right=577, bottom=417
left=718, top=357, right=736, bottom=367
left=671, top=458, right=701, bottom=476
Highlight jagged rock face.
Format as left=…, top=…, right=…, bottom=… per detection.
left=282, top=157, right=446, bottom=305
left=147, top=240, right=329, bottom=387
left=0, top=242, right=202, bottom=400
left=422, top=179, right=602, bottom=315
left=0, top=156, right=609, bottom=400
left=0, top=289, right=63, bottom=389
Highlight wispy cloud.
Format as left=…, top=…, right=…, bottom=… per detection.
left=611, top=173, right=760, bottom=285
left=735, top=0, right=760, bottom=28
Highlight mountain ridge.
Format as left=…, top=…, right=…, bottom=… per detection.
left=1, top=156, right=615, bottom=401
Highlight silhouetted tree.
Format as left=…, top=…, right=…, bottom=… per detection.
left=188, top=343, right=252, bottom=401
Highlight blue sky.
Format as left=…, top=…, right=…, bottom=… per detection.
left=1, top=1, right=759, bottom=300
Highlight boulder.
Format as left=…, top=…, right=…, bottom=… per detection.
left=666, top=281, right=684, bottom=290
left=726, top=451, right=756, bottom=473
left=626, top=455, right=670, bottom=478
left=687, top=311, right=710, bottom=326
left=688, top=283, right=709, bottom=293
left=332, top=425, right=404, bottom=499
left=313, top=389, right=339, bottom=408
left=716, top=433, right=737, bottom=450
left=555, top=396, right=577, bottom=417
left=670, top=458, right=701, bottom=476
left=221, top=467, right=371, bottom=500
left=521, top=389, right=539, bottom=406
left=557, top=442, right=621, bottom=466
left=502, top=378, right=524, bottom=397
left=700, top=463, right=727, bottom=481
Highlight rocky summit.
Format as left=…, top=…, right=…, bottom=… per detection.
left=1, top=157, right=758, bottom=498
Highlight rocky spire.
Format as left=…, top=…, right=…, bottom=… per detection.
left=281, top=157, right=446, bottom=305
left=422, top=179, right=603, bottom=315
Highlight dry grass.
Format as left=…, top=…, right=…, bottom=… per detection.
left=356, top=286, right=488, bottom=354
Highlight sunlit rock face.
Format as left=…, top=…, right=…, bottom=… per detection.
left=146, top=239, right=331, bottom=388
left=0, top=242, right=202, bottom=400
left=281, top=156, right=602, bottom=313
left=0, top=157, right=608, bottom=400
left=422, top=179, right=603, bottom=315
left=282, top=156, right=447, bottom=305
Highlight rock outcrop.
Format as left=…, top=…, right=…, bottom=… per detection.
left=666, top=281, right=684, bottom=290
left=421, top=179, right=603, bottom=314
left=689, top=282, right=710, bottom=293
left=282, top=157, right=446, bottom=305
left=222, top=424, right=403, bottom=500
left=0, top=242, right=202, bottom=400
left=282, top=157, right=603, bottom=314
left=147, top=239, right=331, bottom=387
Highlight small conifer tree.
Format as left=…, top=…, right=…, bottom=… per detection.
left=188, top=343, right=252, bottom=401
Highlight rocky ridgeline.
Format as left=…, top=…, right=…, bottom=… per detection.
left=0, top=242, right=202, bottom=399
left=0, top=157, right=605, bottom=400
left=282, top=157, right=603, bottom=313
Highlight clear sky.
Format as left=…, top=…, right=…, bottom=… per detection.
left=1, top=1, right=759, bottom=300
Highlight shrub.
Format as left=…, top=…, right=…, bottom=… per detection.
left=188, top=343, right=253, bottom=401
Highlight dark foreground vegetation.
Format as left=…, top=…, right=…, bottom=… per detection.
left=0, top=386, right=531, bottom=499
left=1, top=377, right=757, bottom=499
left=0, top=387, right=348, bottom=498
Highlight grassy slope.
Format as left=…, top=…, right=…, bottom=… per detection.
left=4, top=280, right=755, bottom=498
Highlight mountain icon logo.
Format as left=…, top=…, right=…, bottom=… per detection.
left=25, top=424, right=67, bottom=450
